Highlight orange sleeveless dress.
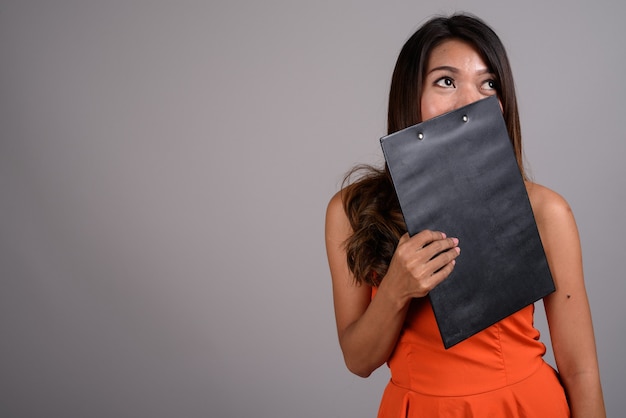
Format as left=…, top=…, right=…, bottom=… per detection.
left=375, top=293, right=570, bottom=417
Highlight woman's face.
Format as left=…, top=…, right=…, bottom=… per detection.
left=420, top=39, right=498, bottom=121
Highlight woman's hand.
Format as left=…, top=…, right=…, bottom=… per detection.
left=381, top=230, right=460, bottom=306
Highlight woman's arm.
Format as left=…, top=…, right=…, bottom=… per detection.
left=325, top=191, right=459, bottom=377
left=529, top=183, right=606, bottom=418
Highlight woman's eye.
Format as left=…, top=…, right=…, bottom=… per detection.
left=482, top=79, right=497, bottom=90
left=435, top=77, right=455, bottom=88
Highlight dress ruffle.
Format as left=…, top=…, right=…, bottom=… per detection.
left=377, top=361, right=569, bottom=417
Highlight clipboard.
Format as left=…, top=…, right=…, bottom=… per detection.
left=380, top=96, right=555, bottom=348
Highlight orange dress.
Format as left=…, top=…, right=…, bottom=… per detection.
left=375, top=293, right=570, bottom=417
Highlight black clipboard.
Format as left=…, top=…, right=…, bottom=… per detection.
left=380, top=96, right=555, bottom=348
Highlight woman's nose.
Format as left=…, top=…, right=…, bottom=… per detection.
left=455, top=85, right=483, bottom=109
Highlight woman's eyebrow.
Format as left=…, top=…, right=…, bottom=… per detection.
left=427, top=65, right=459, bottom=74
left=427, top=66, right=494, bottom=76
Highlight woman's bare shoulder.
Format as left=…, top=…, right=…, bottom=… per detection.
left=326, top=189, right=345, bottom=221
left=326, top=189, right=343, bottom=213
left=325, top=189, right=352, bottom=241
left=525, top=181, right=574, bottom=223
left=525, top=182, right=578, bottom=246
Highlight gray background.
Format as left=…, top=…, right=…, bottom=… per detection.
left=1, top=1, right=624, bottom=417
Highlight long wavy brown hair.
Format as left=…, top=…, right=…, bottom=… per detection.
left=342, top=13, right=525, bottom=286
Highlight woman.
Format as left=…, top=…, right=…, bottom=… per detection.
left=325, top=13, right=605, bottom=417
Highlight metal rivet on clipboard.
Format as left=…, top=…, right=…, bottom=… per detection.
left=417, top=132, right=424, bottom=140
left=462, top=115, right=469, bottom=122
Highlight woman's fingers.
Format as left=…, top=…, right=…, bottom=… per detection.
left=425, top=246, right=460, bottom=281
left=404, top=230, right=446, bottom=249
left=389, top=230, right=461, bottom=297
left=410, top=231, right=459, bottom=261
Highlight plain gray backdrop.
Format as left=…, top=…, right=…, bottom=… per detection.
left=1, top=1, right=624, bottom=417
